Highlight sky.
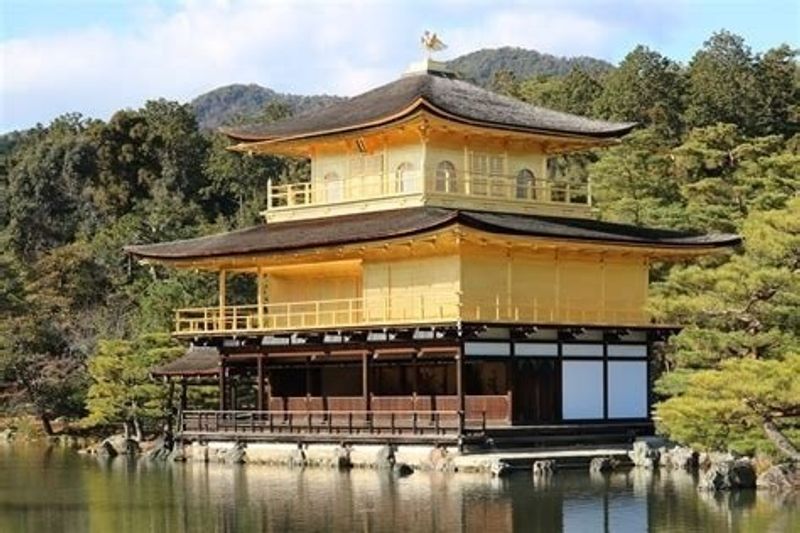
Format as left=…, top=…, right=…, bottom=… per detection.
left=1, top=0, right=798, bottom=132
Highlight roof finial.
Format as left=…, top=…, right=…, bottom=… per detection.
left=420, top=31, right=447, bottom=59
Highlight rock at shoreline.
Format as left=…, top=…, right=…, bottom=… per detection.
left=218, top=442, right=246, bottom=464
left=374, top=444, right=396, bottom=470
left=757, top=464, right=800, bottom=491
left=589, top=457, right=619, bottom=474
left=290, top=444, right=307, bottom=468
left=427, top=446, right=455, bottom=472
left=698, top=460, right=756, bottom=491
left=393, top=462, right=414, bottom=477
left=490, top=460, right=511, bottom=477
left=659, top=446, right=699, bottom=471
left=169, top=442, right=187, bottom=462
left=699, top=451, right=736, bottom=470
left=96, top=440, right=118, bottom=458
left=532, top=460, right=556, bottom=476
left=335, top=445, right=352, bottom=469
left=629, top=441, right=659, bottom=469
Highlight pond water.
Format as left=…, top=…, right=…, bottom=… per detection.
left=0, top=444, right=798, bottom=532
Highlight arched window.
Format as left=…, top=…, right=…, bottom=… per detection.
left=395, top=162, right=416, bottom=193
left=515, top=169, right=535, bottom=200
left=324, top=172, right=343, bottom=202
left=434, top=160, right=457, bottom=192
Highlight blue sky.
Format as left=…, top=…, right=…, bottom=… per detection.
left=1, top=0, right=798, bottom=132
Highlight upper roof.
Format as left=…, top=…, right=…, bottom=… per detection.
left=221, top=70, right=636, bottom=143
left=125, top=207, right=741, bottom=261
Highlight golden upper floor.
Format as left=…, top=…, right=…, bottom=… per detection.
left=221, top=66, right=636, bottom=223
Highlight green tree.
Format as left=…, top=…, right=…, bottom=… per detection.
left=685, top=31, right=765, bottom=135
left=589, top=129, right=685, bottom=228
left=519, top=68, right=603, bottom=116
left=85, top=333, right=183, bottom=438
left=594, top=45, right=686, bottom=137
left=651, top=199, right=800, bottom=396
left=490, top=69, right=520, bottom=98
left=5, top=115, right=96, bottom=259
left=656, top=355, right=800, bottom=459
left=756, top=44, right=799, bottom=135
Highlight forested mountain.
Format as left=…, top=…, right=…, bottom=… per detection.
left=1, top=32, right=798, bottom=458
left=445, top=46, right=613, bottom=85
left=191, top=84, right=343, bottom=130
left=190, top=47, right=614, bottom=129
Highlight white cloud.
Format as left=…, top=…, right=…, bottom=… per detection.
left=444, top=8, right=617, bottom=58
left=0, top=0, right=675, bottom=130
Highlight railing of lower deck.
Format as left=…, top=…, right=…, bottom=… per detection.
left=179, top=405, right=509, bottom=437
left=174, top=295, right=649, bottom=335
left=179, top=410, right=466, bottom=437
left=267, top=170, right=589, bottom=210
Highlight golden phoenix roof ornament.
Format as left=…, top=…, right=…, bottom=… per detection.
left=421, top=31, right=447, bottom=58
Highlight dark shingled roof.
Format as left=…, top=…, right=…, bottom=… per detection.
left=151, top=346, right=220, bottom=377
left=221, top=71, right=636, bottom=142
left=125, top=207, right=741, bottom=261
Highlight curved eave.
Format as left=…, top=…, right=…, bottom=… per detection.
left=222, top=97, right=636, bottom=151
left=124, top=212, right=741, bottom=265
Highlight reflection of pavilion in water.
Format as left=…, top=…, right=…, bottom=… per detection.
left=76, top=455, right=789, bottom=533
left=168, top=465, right=662, bottom=532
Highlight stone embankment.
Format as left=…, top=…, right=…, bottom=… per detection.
left=48, top=429, right=799, bottom=489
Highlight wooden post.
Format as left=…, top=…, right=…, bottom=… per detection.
left=456, top=347, right=465, bottom=437
left=362, top=352, right=370, bottom=411
left=180, top=378, right=188, bottom=411
left=218, top=269, right=227, bottom=331
left=257, top=355, right=265, bottom=411
left=219, top=358, right=226, bottom=411
left=305, top=357, right=311, bottom=400
left=256, top=266, right=265, bottom=330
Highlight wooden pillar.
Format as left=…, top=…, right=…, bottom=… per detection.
left=362, top=352, right=371, bottom=411
left=256, top=267, right=265, bottom=329
left=412, top=353, right=419, bottom=399
left=230, top=376, right=237, bottom=411
left=257, top=355, right=265, bottom=411
left=219, top=358, right=226, bottom=411
left=218, top=269, right=227, bottom=331
left=456, top=346, right=465, bottom=436
left=305, top=357, right=311, bottom=398
left=165, top=377, right=175, bottom=409
left=180, top=378, right=188, bottom=411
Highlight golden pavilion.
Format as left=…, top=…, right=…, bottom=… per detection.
left=126, top=56, right=739, bottom=446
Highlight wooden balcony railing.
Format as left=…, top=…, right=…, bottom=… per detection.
left=267, top=170, right=589, bottom=210
left=173, top=294, right=649, bottom=335
left=179, top=409, right=464, bottom=437
left=178, top=396, right=511, bottom=438
left=174, top=293, right=460, bottom=335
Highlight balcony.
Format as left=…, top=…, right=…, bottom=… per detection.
left=265, top=168, right=591, bottom=221
left=173, top=293, right=650, bottom=336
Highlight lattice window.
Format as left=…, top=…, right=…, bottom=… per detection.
left=349, top=154, right=384, bottom=176
left=469, top=152, right=505, bottom=195
left=434, top=160, right=457, bottom=192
